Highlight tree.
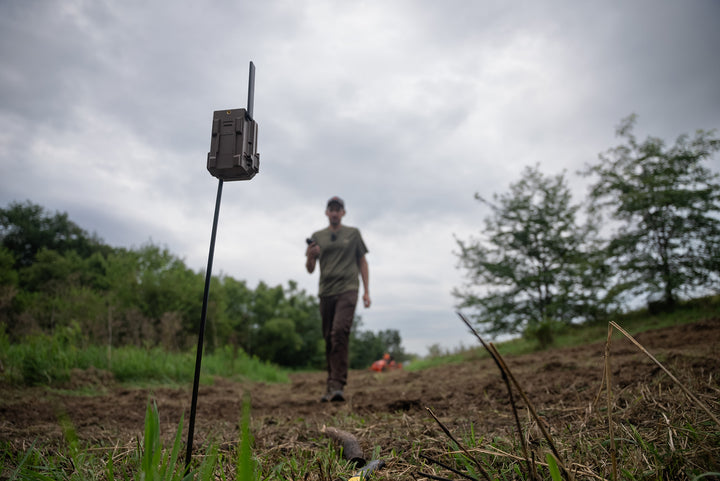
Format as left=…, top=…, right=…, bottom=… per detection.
left=254, top=317, right=303, bottom=366
left=0, top=247, right=18, bottom=327
left=132, top=243, right=203, bottom=346
left=216, top=276, right=253, bottom=349
left=280, top=281, right=323, bottom=368
left=583, top=115, right=720, bottom=309
left=349, top=318, right=407, bottom=369
left=0, top=201, right=107, bottom=269
left=454, top=165, right=604, bottom=337
left=225, top=280, right=323, bottom=368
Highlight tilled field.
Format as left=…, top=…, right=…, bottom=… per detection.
left=2, top=318, right=719, bottom=479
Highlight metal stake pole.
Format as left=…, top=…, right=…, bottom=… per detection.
left=185, top=177, right=223, bottom=470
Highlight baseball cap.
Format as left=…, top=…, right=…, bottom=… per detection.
left=327, top=196, right=345, bottom=208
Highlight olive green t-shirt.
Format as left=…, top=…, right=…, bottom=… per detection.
left=311, top=225, right=368, bottom=297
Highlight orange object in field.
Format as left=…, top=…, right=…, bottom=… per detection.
left=369, top=353, right=402, bottom=372
left=370, top=359, right=387, bottom=372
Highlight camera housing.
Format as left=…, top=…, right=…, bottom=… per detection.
left=207, top=108, right=259, bottom=181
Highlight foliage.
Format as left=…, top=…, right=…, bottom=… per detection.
left=454, top=165, right=612, bottom=337
left=349, top=318, right=408, bottom=369
left=583, top=115, right=720, bottom=308
left=408, top=294, right=719, bottom=373
left=0, top=200, right=109, bottom=269
left=456, top=117, right=720, bottom=339
left=138, top=401, right=193, bottom=481
left=0, top=200, right=401, bottom=370
left=236, top=392, right=257, bottom=481
left=0, top=326, right=289, bottom=386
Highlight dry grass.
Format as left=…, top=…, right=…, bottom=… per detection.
left=408, top=314, right=720, bottom=481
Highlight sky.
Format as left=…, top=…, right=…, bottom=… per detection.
left=1, top=1, right=719, bottom=356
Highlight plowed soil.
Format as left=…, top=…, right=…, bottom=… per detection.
left=2, top=319, right=719, bottom=479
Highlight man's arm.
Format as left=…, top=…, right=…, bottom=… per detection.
left=306, top=243, right=320, bottom=273
left=358, top=255, right=370, bottom=308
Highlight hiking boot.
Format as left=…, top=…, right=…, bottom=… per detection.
left=329, top=390, right=345, bottom=402
left=320, top=388, right=345, bottom=403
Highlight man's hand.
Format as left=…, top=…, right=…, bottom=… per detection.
left=363, top=293, right=371, bottom=308
left=306, top=242, right=320, bottom=259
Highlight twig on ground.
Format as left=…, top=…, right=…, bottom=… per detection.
left=604, top=323, right=618, bottom=481
left=416, top=472, right=457, bottom=481
left=419, top=453, right=480, bottom=481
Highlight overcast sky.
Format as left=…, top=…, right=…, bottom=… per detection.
left=1, top=1, right=719, bottom=356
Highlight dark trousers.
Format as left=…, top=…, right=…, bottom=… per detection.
left=319, top=290, right=358, bottom=390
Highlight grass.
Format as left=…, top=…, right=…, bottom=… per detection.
left=0, top=325, right=289, bottom=387
left=411, top=314, right=720, bottom=481
left=408, top=294, right=720, bottom=371
left=3, top=361, right=718, bottom=480
left=1, top=403, right=382, bottom=480
left=3, top=398, right=249, bottom=480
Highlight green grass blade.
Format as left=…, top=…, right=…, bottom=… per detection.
left=546, top=453, right=562, bottom=481
left=692, top=473, right=720, bottom=481
left=7, top=444, right=34, bottom=481
left=196, top=443, right=218, bottom=480
left=106, top=452, right=115, bottom=481
left=237, top=393, right=255, bottom=481
left=141, top=400, right=162, bottom=481
left=160, top=412, right=184, bottom=479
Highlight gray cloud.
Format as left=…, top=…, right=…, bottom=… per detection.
left=1, top=0, right=718, bottom=355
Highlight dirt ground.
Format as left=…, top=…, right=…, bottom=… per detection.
left=2, top=318, right=719, bottom=478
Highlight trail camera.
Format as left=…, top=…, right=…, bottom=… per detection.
left=189, top=61, right=259, bottom=472
left=207, top=108, right=259, bottom=181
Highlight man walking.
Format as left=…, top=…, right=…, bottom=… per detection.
left=306, top=196, right=370, bottom=402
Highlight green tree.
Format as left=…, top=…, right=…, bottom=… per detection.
left=280, top=281, right=323, bottom=368
left=254, top=317, right=303, bottom=366
left=0, top=201, right=107, bottom=269
left=583, top=115, right=720, bottom=309
left=17, top=248, right=85, bottom=331
left=215, top=276, right=253, bottom=349
left=207, top=279, right=321, bottom=367
left=133, top=243, right=203, bottom=348
left=349, top=318, right=408, bottom=368
left=454, top=165, right=605, bottom=337
left=244, top=282, right=285, bottom=357
left=0, top=246, right=19, bottom=327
